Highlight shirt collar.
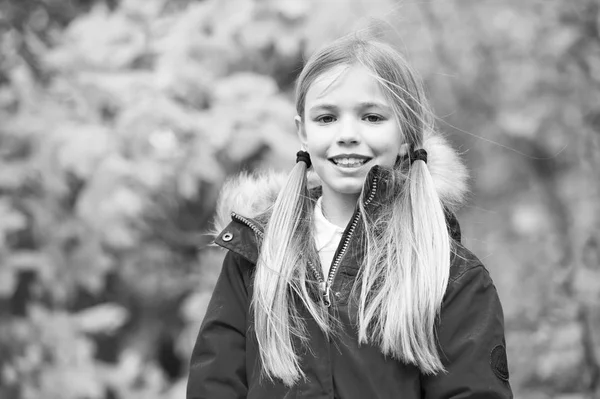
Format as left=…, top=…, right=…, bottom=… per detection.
left=313, top=197, right=344, bottom=251
left=314, top=197, right=345, bottom=232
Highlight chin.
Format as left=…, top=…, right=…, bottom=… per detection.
left=332, top=183, right=363, bottom=196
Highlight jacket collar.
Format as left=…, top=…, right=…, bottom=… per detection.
left=214, top=165, right=462, bottom=265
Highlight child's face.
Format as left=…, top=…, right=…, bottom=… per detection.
left=296, top=64, right=403, bottom=201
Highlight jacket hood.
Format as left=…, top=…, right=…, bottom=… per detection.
left=211, top=130, right=469, bottom=237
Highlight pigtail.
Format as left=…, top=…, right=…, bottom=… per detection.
left=355, top=143, right=450, bottom=374
left=403, top=148, right=451, bottom=372
left=253, top=157, right=331, bottom=386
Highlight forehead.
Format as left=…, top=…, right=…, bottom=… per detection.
left=305, top=64, right=388, bottom=105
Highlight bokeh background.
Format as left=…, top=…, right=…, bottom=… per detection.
left=1, top=0, right=599, bottom=398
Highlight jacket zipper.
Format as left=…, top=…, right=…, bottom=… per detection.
left=321, top=174, right=379, bottom=307
left=230, top=173, right=379, bottom=308
left=231, top=212, right=264, bottom=237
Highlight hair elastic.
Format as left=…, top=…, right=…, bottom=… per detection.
left=296, top=150, right=312, bottom=168
left=411, top=148, right=428, bottom=164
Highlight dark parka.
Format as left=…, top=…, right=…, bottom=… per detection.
left=187, top=136, right=513, bottom=399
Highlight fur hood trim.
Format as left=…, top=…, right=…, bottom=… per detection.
left=211, top=130, right=469, bottom=237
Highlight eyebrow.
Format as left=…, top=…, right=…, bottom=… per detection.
left=308, top=102, right=391, bottom=113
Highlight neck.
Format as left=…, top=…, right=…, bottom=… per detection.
left=320, top=188, right=360, bottom=228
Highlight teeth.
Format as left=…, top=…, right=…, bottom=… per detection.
left=334, top=158, right=367, bottom=166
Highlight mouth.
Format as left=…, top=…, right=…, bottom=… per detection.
left=328, top=154, right=372, bottom=168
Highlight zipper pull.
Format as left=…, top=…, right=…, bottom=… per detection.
left=321, top=282, right=331, bottom=307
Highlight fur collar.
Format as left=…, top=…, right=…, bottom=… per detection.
left=212, top=130, right=469, bottom=237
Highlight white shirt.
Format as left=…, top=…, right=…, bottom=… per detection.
left=313, top=197, right=345, bottom=278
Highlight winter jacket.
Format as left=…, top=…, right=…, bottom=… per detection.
left=187, top=133, right=513, bottom=399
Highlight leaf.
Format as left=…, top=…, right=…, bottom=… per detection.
left=47, top=3, right=147, bottom=70
left=212, top=72, right=278, bottom=104
left=535, top=321, right=586, bottom=388
left=39, top=361, right=104, bottom=399
left=76, top=155, right=143, bottom=249
left=180, top=291, right=212, bottom=323
left=53, top=124, right=116, bottom=180
left=67, top=233, right=115, bottom=295
left=74, top=303, right=129, bottom=334
left=497, top=109, right=542, bottom=139
left=0, top=161, right=33, bottom=191
left=0, top=198, right=27, bottom=250
left=0, top=251, right=50, bottom=298
left=0, top=198, right=27, bottom=232
left=6, top=251, right=49, bottom=271
left=274, top=0, right=310, bottom=21
left=75, top=70, right=157, bottom=111
left=115, top=95, right=204, bottom=158
left=0, top=267, right=17, bottom=298
left=573, top=268, right=600, bottom=306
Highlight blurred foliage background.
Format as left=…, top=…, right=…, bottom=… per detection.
left=0, top=0, right=599, bottom=398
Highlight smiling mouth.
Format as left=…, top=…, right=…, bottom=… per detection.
left=329, top=156, right=372, bottom=167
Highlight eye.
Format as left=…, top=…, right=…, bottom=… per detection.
left=316, top=115, right=336, bottom=124
left=364, top=114, right=385, bottom=123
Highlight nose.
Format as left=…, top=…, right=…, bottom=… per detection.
left=336, top=116, right=361, bottom=145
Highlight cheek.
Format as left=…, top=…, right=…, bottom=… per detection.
left=379, top=152, right=399, bottom=168
left=304, top=131, right=329, bottom=155
left=372, top=131, right=402, bottom=161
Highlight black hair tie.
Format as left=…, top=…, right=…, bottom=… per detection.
left=296, top=150, right=312, bottom=169
left=411, top=148, right=428, bottom=165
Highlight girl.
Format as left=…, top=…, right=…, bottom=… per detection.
left=187, top=35, right=513, bottom=398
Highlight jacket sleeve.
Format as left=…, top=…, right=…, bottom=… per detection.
left=186, top=251, right=249, bottom=399
left=421, top=265, right=513, bottom=399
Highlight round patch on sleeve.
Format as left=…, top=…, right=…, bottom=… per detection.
left=490, top=344, right=509, bottom=381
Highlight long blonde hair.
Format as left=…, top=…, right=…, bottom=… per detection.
left=253, top=35, right=462, bottom=386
